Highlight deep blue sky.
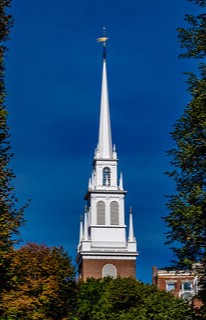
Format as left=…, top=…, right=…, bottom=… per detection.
left=6, top=0, right=197, bottom=283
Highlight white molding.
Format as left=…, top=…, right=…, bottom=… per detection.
left=82, top=255, right=137, bottom=260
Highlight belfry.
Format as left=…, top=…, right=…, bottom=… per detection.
left=76, top=34, right=138, bottom=280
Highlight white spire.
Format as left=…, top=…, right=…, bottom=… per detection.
left=128, top=207, right=135, bottom=241
left=97, top=58, right=113, bottom=159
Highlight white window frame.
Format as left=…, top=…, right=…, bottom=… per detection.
left=166, top=282, right=176, bottom=292
left=103, top=167, right=111, bottom=186
left=180, top=281, right=194, bottom=300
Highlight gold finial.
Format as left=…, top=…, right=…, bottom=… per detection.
left=97, top=27, right=109, bottom=59
left=97, top=36, right=109, bottom=43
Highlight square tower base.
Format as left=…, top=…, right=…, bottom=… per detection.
left=79, top=258, right=136, bottom=281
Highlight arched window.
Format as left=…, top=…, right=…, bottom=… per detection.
left=110, top=201, right=119, bottom=225
left=97, top=201, right=105, bottom=225
left=103, top=167, right=111, bottom=186
left=102, top=263, right=117, bottom=278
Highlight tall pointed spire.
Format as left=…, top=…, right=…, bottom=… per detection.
left=96, top=30, right=112, bottom=159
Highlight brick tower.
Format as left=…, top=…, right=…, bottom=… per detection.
left=76, top=34, right=138, bottom=280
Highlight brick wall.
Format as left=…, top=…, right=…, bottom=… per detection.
left=152, top=266, right=202, bottom=308
left=80, top=259, right=136, bottom=280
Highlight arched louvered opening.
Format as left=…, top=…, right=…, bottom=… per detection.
left=110, top=201, right=119, bottom=225
left=102, top=263, right=117, bottom=278
left=103, top=167, right=111, bottom=186
left=97, top=201, right=105, bottom=225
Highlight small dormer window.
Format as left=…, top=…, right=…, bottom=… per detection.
left=103, top=167, right=111, bottom=186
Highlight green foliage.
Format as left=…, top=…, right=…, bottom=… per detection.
left=0, top=271, right=197, bottom=319
left=0, top=0, right=26, bottom=299
left=186, top=0, right=206, bottom=7
left=0, top=243, right=77, bottom=320
left=178, top=0, right=206, bottom=58
left=164, top=0, right=206, bottom=307
left=76, top=278, right=195, bottom=320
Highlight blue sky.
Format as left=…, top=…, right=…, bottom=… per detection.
left=6, top=0, right=197, bottom=283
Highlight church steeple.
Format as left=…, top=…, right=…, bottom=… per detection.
left=76, top=33, right=138, bottom=280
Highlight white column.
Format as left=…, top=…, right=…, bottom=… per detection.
left=119, top=172, right=123, bottom=190
left=84, top=206, right=88, bottom=240
left=79, top=215, right=84, bottom=242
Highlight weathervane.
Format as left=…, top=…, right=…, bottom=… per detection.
left=97, top=27, right=109, bottom=59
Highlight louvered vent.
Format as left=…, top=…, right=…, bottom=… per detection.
left=97, top=201, right=105, bottom=225
left=110, top=201, right=119, bottom=225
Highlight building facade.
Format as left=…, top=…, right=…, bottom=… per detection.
left=152, top=266, right=202, bottom=305
left=76, top=39, right=138, bottom=281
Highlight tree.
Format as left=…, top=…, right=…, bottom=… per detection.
left=76, top=277, right=195, bottom=320
left=178, top=0, right=206, bottom=59
left=0, top=243, right=77, bottom=320
left=0, top=0, right=25, bottom=295
left=164, top=0, right=206, bottom=309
